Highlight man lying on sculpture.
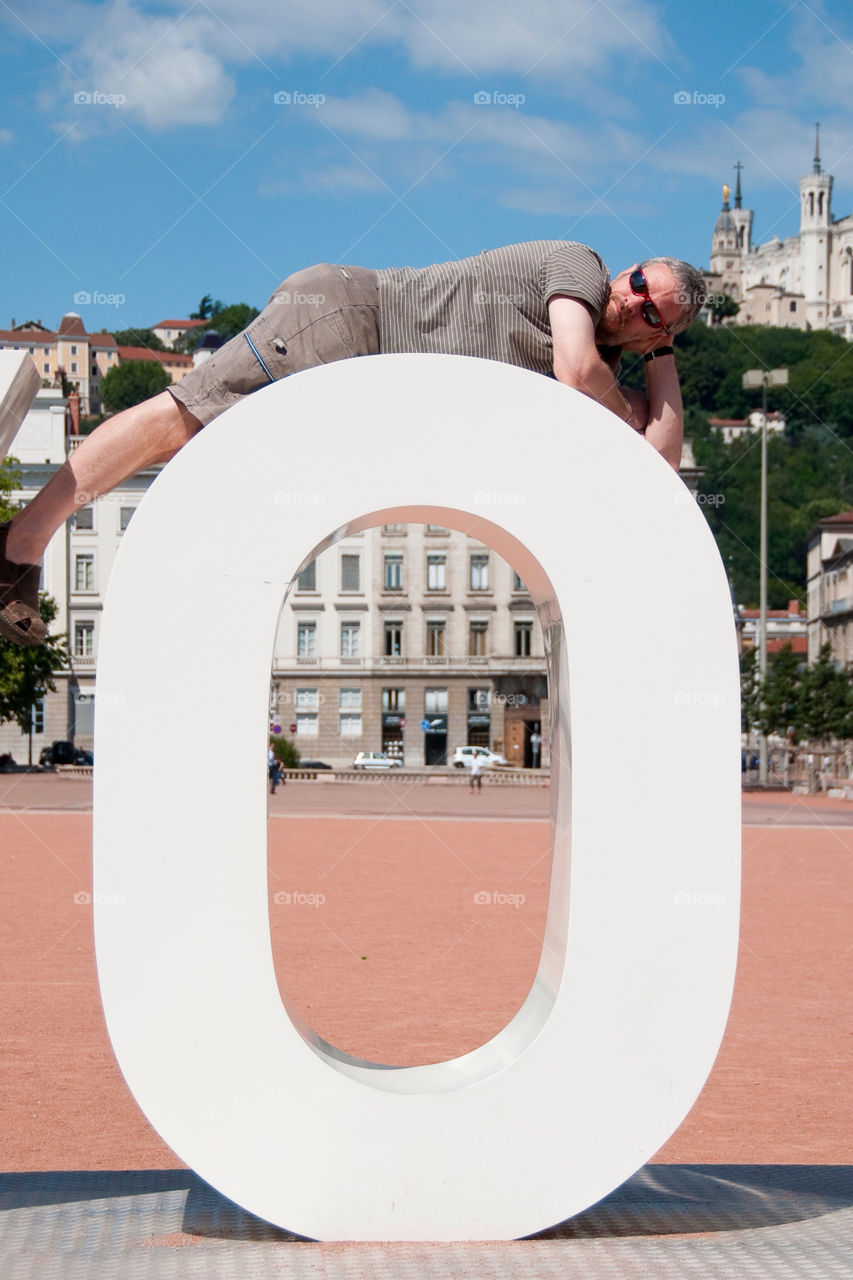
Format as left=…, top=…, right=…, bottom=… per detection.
left=0, top=240, right=705, bottom=646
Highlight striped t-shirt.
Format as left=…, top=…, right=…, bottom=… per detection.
left=377, top=240, right=610, bottom=378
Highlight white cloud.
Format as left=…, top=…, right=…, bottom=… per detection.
left=320, top=89, right=415, bottom=141
left=20, top=0, right=675, bottom=131
left=737, top=5, right=853, bottom=113
left=0, top=129, right=13, bottom=144
left=66, top=1, right=235, bottom=129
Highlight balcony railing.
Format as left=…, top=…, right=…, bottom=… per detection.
left=273, top=654, right=547, bottom=673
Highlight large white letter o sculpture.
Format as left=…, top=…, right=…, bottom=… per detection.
left=94, top=355, right=741, bottom=1241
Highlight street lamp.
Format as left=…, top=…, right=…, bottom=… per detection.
left=742, top=367, right=789, bottom=785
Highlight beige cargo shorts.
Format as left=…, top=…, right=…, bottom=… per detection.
left=169, top=264, right=380, bottom=425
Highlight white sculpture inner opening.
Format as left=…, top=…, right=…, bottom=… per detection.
left=93, top=354, right=741, bottom=1241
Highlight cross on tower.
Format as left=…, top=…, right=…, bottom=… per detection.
left=733, top=161, right=744, bottom=209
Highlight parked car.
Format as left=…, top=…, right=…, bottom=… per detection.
left=450, top=745, right=510, bottom=769
left=39, top=741, right=94, bottom=767
left=352, top=751, right=404, bottom=770
left=298, top=760, right=333, bottom=770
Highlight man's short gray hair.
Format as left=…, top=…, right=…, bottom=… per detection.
left=640, top=256, right=707, bottom=333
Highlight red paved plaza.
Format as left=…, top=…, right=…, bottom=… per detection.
left=1, top=778, right=851, bottom=1172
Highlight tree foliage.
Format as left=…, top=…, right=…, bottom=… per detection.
left=173, top=302, right=259, bottom=353
left=741, top=641, right=853, bottom=743
left=0, top=457, right=21, bottom=522
left=270, top=735, right=300, bottom=767
left=111, top=328, right=166, bottom=351
left=622, top=321, right=853, bottom=607
left=0, top=596, right=69, bottom=736
left=101, top=360, right=170, bottom=413
left=707, top=293, right=740, bottom=324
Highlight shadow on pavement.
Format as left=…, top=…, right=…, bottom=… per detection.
left=1, top=1164, right=851, bottom=1241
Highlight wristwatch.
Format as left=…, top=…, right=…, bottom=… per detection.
left=643, top=346, right=674, bottom=363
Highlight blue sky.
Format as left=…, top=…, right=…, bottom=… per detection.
left=2, top=0, right=852, bottom=333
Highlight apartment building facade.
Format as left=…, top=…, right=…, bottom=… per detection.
left=270, top=523, right=548, bottom=769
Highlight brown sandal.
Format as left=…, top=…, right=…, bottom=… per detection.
left=0, top=522, right=48, bottom=646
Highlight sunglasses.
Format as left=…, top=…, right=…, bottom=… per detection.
left=629, top=267, right=669, bottom=332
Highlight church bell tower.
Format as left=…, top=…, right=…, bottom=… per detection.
left=800, top=123, right=833, bottom=327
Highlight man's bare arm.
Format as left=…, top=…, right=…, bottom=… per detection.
left=548, top=295, right=636, bottom=423
left=642, top=354, right=683, bottom=470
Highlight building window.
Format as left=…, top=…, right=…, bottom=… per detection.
left=426, top=525, right=449, bottom=534
left=297, top=561, right=316, bottom=591
left=469, top=620, right=488, bottom=656
left=384, top=553, right=403, bottom=590
left=43, top=347, right=49, bottom=356
left=341, top=621, right=361, bottom=658
left=297, top=622, right=317, bottom=658
left=470, top=553, right=489, bottom=591
left=514, top=621, right=533, bottom=657
left=790, top=301, right=797, bottom=313
left=296, top=713, right=318, bottom=735
left=119, top=506, right=135, bottom=532
left=295, top=688, right=319, bottom=709
left=74, top=506, right=94, bottom=531
left=339, top=688, right=362, bottom=736
left=468, top=688, right=490, bottom=711
left=426, top=620, right=445, bottom=656
left=341, top=553, right=360, bottom=592
left=512, top=572, right=527, bottom=592
left=70, top=362, right=77, bottom=373
left=383, top=688, right=405, bottom=711
left=384, top=621, right=403, bottom=656
left=427, top=554, right=446, bottom=591
left=425, top=687, right=448, bottom=713
left=31, top=698, right=45, bottom=734
left=383, top=524, right=406, bottom=534
left=74, top=553, right=95, bottom=592
left=44, top=363, right=50, bottom=374
left=74, top=621, right=94, bottom=657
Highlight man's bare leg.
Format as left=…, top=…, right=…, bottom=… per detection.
left=5, top=391, right=202, bottom=565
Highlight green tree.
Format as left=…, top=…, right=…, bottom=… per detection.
left=174, top=302, right=259, bottom=353
left=797, top=643, right=853, bottom=743
left=758, top=643, right=803, bottom=739
left=190, top=295, right=222, bottom=320
left=707, top=294, right=740, bottom=325
left=101, top=360, right=170, bottom=413
left=0, top=457, right=22, bottom=521
left=111, top=328, right=166, bottom=351
left=270, top=736, right=300, bottom=768
left=740, top=645, right=760, bottom=736
left=0, top=597, right=69, bottom=763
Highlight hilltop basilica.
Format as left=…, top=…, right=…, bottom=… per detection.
left=706, top=128, right=853, bottom=339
